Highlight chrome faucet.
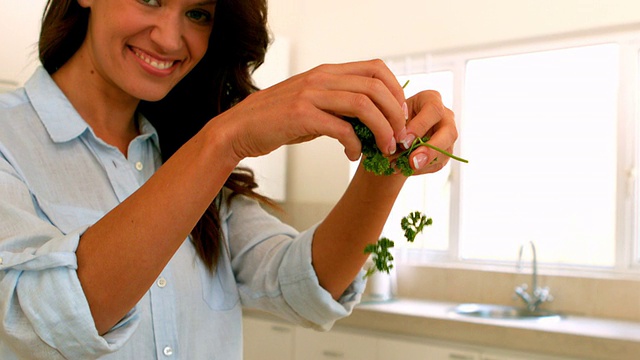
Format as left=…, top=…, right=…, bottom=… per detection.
left=514, top=241, right=553, bottom=312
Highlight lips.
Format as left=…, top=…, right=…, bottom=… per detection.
left=130, top=46, right=177, bottom=71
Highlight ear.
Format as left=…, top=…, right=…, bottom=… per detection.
left=77, top=0, right=92, bottom=9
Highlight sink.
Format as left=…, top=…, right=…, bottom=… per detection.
left=451, top=303, right=563, bottom=321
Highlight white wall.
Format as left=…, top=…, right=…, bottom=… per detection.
left=0, top=1, right=48, bottom=87
left=265, top=0, right=640, bottom=204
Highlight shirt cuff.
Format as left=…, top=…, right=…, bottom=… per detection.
left=278, top=224, right=366, bottom=331
left=1, top=227, right=140, bottom=358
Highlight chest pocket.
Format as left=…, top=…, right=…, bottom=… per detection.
left=198, top=245, right=240, bottom=311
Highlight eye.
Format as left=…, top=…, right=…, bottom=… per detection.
left=139, top=0, right=160, bottom=6
left=186, top=9, right=213, bottom=24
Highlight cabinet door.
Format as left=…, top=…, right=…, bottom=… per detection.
left=482, top=351, right=574, bottom=360
left=294, top=327, right=377, bottom=360
left=481, top=353, right=530, bottom=360
left=379, top=338, right=480, bottom=360
left=243, top=317, right=295, bottom=360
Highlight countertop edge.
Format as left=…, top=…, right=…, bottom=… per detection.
left=342, top=299, right=640, bottom=360
left=244, top=298, right=640, bottom=360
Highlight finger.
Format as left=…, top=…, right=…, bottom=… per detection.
left=408, top=109, right=458, bottom=174
left=290, top=104, right=364, bottom=161
left=401, top=91, right=446, bottom=149
left=302, top=66, right=406, bottom=148
left=306, top=88, right=397, bottom=155
left=313, top=59, right=407, bottom=108
left=327, top=73, right=406, bottom=138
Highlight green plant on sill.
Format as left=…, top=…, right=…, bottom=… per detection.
left=364, top=211, right=432, bottom=278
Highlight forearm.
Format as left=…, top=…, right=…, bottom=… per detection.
left=312, top=163, right=406, bottom=299
left=76, top=121, right=239, bottom=335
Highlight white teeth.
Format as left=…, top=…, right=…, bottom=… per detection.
left=133, top=49, right=174, bottom=70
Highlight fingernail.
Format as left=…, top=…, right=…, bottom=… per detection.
left=401, top=133, right=415, bottom=150
left=388, top=136, right=397, bottom=155
left=413, top=153, right=428, bottom=170
left=402, top=102, right=409, bottom=120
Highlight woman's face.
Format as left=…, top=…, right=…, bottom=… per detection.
left=76, top=0, right=216, bottom=101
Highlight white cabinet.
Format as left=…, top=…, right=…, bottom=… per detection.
left=243, top=317, right=576, bottom=360
left=379, top=338, right=479, bottom=360
left=294, top=327, right=377, bottom=360
left=243, top=317, right=295, bottom=360
left=481, top=354, right=529, bottom=360
left=480, top=352, right=561, bottom=360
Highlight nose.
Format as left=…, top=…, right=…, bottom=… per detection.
left=149, top=11, right=183, bottom=53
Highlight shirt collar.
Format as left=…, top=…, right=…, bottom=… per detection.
left=24, top=67, right=89, bottom=143
left=24, top=66, right=161, bottom=152
left=137, top=114, right=161, bottom=153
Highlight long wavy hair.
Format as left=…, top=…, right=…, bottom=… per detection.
left=39, top=0, right=275, bottom=272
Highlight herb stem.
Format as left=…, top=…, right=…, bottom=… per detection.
left=401, top=137, right=469, bottom=164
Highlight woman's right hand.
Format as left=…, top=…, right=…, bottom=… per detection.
left=212, top=59, right=411, bottom=164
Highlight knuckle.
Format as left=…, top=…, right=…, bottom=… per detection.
left=451, top=126, right=459, bottom=142
left=368, top=58, right=386, bottom=68
left=351, top=93, right=371, bottom=112
left=336, top=120, right=355, bottom=139
left=425, top=89, right=443, bottom=100
left=302, top=70, right=327, bottom=88
left=365, top=77, right=385, bottom=94
left=289, top=96, right=311, bottom=118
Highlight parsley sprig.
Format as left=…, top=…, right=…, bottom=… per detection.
left=401, top=211, right=432, bottom=242
left=364, top=211, right=432, bottom=278
left=355, top=81, right=465, bottom=277
left=345, top=79, right=468, bottom=176
left=346, top=117, right=469, bottom=176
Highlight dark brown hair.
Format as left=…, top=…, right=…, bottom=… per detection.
left=39, top=0, right=275, bottom=272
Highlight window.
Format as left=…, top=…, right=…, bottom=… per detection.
left=461, top=44, right=619, bottom=267
left=360, top=31, right=640, bottom=273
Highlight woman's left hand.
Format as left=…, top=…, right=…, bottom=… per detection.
left=397, top=89, right=458, bottom=175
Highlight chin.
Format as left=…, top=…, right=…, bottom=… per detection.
left=130, top=86, right=173, bottom=102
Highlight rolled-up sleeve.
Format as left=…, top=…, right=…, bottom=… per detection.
left=226, top=191, right=366, bottom=331
left=277, top=224, right=367, bottom=330
left=0, top=159, right=139, bottom=359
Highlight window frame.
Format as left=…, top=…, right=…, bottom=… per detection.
left=382, top=27, right=640, bottom=277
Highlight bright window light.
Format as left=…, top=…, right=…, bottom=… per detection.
left=459, top=44, right=620, bottom=267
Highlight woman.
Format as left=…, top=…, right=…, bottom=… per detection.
left=0, top=0, right=458, bottom=358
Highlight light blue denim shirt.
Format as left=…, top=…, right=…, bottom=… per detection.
left=0, top=67, right=365, bottom=360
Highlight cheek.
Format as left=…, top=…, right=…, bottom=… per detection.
left=193, top=36, right=209, bottom=62
left=188, top=29, right=212, bottom=64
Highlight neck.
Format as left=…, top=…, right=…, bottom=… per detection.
left=52, top=53, right=140, bottom=157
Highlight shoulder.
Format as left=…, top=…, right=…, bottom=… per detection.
left=0, top=87, right=32, bottom=126
left=0, top=86, right=47, bottom=149
left=0, top=87, right=29, bottom=109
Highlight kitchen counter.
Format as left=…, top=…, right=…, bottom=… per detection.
left=245, top=298, right=640, bottom=359
left=336, top=298, right=640, bottom=360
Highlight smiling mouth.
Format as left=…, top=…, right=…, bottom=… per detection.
left=131, top=47, right=176, bottom=70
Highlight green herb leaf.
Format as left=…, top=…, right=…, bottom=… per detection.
left=401, top=211, right=432, bottom=243
left=364, top=211, right=432, bottom=278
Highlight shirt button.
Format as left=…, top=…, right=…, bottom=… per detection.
left=157, top=277, right=167, bottom=288
left=163, top=346, right=173, bottom=356
left=135, top=162, right=144, bottom=171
